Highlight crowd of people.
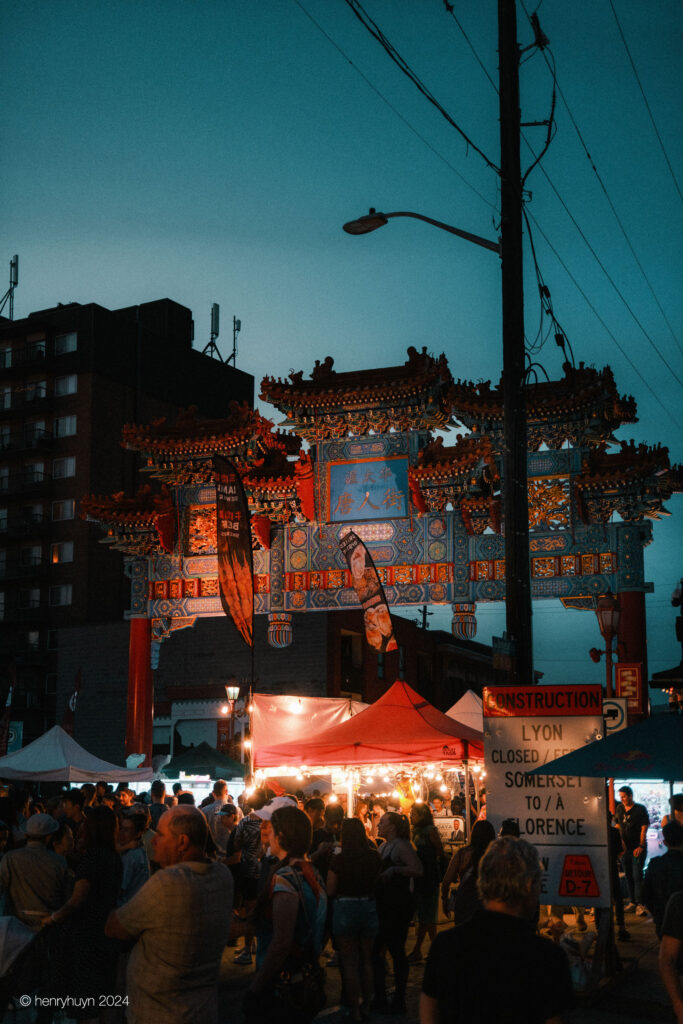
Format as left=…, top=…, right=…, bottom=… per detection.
left=0, top=778, right=681, bottom=1024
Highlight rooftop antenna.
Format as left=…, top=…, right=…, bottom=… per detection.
left=202, top=302, right=223, bottom=361
left=0, top=255, right=19, bottom=319
left=227, top=316, right=242, bottom=366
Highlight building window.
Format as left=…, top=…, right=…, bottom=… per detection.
left=0, top=425, right=10, bottom=450
left=45, top=673, right=57, bottom=695
left=26, top=339, right=46, bottom=362
left=20, top=545, right=42, bottom=567
left=52, top=499, right=75, bottom=521
left=24, top=462, right=45, bottom=485
left=25, top=380, right=47, bottom=403
left=54, top=332, right=77, bottom=356
left=0, top=467, right=8, bottom=493
left=0, top=348, right=11, bottom=370
left=47, top=628, right=58, bottom=650
left=54, top=415, right=77, bottom=438
left=23, top=503, right=43, bottom=525
left=0, top=507, right=7, bottom=532
left=19, top=587, right=41, bottom=609
left=24, top=420, right=47, bottom=445
left=54, top=374, right=77, bottom=397
left=0, top=591, right=4, bottom=620
left=51, top=541, right=73, bottom=564
left=0, top=388, right=10, bottom=411
left=27, top=630, right=40, bottom=650
left=49, top=584, right=72, bottom=606
left=53, top=456, right=76, bottom=479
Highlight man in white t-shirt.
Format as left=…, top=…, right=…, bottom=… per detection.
left=105, top=806, right=233, bottom=1024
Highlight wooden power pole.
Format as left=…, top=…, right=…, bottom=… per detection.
left=498, top=0, right=534, bottom=685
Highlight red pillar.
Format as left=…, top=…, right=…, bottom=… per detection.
left=617, top=591, right=649, bottom=718
left=126, top=618, right=154, bottom=765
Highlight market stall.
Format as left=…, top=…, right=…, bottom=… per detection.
left=254, top=680, right=484, bottom=836
left=0, top=725, right=154, bottom=783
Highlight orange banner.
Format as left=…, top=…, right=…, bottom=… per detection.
left=214, top=456, right=253, bottom=646
left=339, top=530, right=397, bottom=653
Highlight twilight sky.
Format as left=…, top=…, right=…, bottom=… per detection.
left=2, top=0, right=681, bottom=696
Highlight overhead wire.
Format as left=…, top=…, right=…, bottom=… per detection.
left=291, top=0, right=497, bottom=212
left=518, top=0, right=683, bottom=360
left=441, top=0, right=683, bottom=393
left=295, top=0, right=682, bottom=430
left=525, top=208, right=683, bottom=431
left=342, top=0, right=500, bottom=174
left=608, top=0, right=683, bottom=208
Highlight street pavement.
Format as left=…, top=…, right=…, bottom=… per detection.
left=217, top=908, right=675, bottom=1023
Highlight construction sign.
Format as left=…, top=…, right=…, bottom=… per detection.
left=484, top=685, right=610, bottom=908
left=558, top=854, right=601, bottom=899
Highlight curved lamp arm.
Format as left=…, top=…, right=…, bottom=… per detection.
left=343, top=208, right=500, bottom=256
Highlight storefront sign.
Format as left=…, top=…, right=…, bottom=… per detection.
left=615, top=663, right=642, bottom=714
left=484, top=685, right=610, bottom=907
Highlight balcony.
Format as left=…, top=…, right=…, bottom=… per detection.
left=0, top=429, right=54, bottom=454
left=0, top=557, right=50, bottom=582
left=1, top=513, right=51, bottom=538
left=0, top=470, right=51, bottom=497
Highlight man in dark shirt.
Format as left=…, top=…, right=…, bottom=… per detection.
left=614, top=785, right=650, bottom=913
left=421, top=836, right=574, bottom=1024
left=642, top=821, right=683, bottom=936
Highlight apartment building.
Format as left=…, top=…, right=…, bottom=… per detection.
left=0, top=297, right=253, bottom=745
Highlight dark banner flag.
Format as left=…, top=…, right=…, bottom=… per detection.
left=214, top=456, right=254, bottom=646
left=62, top=668, right=82, bottom=736
left=340, top=530, right=397, bottom=653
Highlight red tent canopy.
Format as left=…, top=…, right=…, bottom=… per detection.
left=256, top=680, right=484, bottom=768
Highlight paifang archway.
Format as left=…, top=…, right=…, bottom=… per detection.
left=83, top=349, right=681, bottom=762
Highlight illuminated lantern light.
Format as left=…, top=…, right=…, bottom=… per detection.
left=451, top=601, right=477, bottom=641
left=268, top=612, right=293, bottom=648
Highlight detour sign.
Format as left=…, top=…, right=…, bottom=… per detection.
left=558, top=854, right=600, bottom=898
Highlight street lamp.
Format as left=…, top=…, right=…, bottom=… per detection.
left=343, top=209, right=501, bottom=254
left=590, top=590, right=621, bottom=698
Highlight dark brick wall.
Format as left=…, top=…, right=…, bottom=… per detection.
left=57, top=621, right=130, bottom=765
left=154, top=613, right=329, bottom=702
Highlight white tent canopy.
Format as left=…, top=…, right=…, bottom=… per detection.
left=0, top=725, right=153, bottom=782
left=445, top=690, right=483, bottom=735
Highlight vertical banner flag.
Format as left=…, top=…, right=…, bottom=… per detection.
left=0, top=681, right=13, bottom=757
left=214, top=456, right=254, bottom=646
left=340, top=530, right=397, bottom=653
left=62, top=668, right=82, bottom=736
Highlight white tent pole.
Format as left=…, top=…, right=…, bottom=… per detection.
left=464, top=759, right=472, bottom=842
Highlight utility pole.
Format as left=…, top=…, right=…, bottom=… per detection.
left=498, top=0, right=533, bottom=685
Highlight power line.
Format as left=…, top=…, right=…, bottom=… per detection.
left=291, top=0, right=497, bottom=212
left=525, top=209, right=683, bottom=431
left=608, top=0, right=683, bottom=207
left=443, top=1, right=683, bottom=386
left=342, top=0, right=500, bottom=174
left=517, top=1, right=683, bottom=360
left=298, top=0, right=682, bottom=427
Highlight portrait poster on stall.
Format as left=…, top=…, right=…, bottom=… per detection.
left=483, top=685, right=610, bottom=907
left=214, top=456, right=253, bottom=646
left=339, top=530, right=397, bottom=653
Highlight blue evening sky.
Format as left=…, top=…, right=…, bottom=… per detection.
left=2, top=1, right=681, bottom=697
